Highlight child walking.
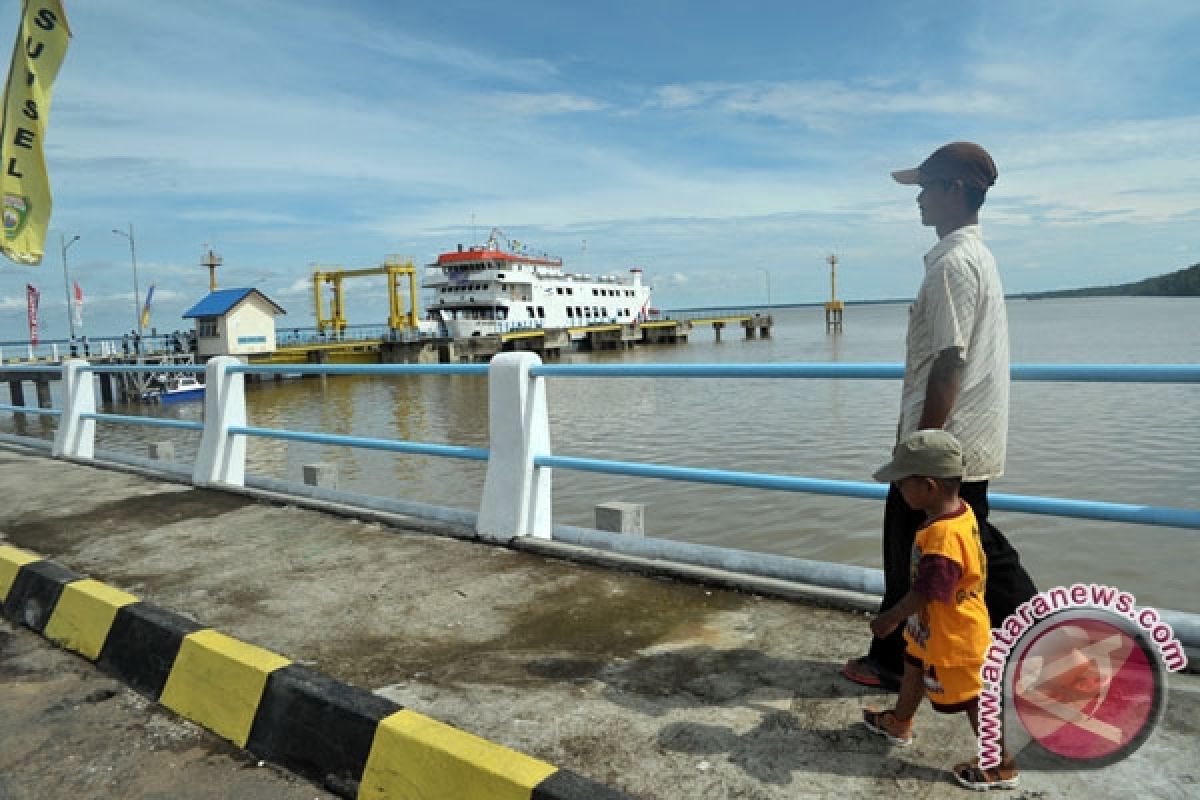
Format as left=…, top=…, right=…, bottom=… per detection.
left=861, top=429, right=1018, bottom=790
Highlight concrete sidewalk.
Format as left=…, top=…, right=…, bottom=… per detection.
left=1, top=443, right=1196, bottom=799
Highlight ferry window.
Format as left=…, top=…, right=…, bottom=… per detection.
left=556, top=287, right=563, bottom=295
left=497, top=273, right=506, bottom=279
left=527, top=306, right=535, bottom=317
left=567, top=288, right=574, bottom=295
left=537, top=306, right=545, bottom=318
left=567, top=307, right=574, bottom=318
left=583, top=307, right=591, bottom=316
left=591, top=288, right=598, bottom=296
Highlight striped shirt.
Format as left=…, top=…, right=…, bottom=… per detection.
left=899, top=225, right=1009, bottom=481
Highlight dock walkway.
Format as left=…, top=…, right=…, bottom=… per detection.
left=1, top=443, right=1196, bottom=799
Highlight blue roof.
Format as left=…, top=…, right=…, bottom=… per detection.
left=182, top=288, right=285, bottom=318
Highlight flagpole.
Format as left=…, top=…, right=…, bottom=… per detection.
left=61, top=233, right=80, bottom=340
left=112, top=223, right=141, bottom=336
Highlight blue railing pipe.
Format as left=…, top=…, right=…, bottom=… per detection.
left=227, top=424, right=488, bottom=461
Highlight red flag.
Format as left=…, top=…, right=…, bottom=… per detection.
left=72, top=280, right=83, bottom=328
left=26, top=284, right=40, bottom=345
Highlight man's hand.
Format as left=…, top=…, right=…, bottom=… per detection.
left=871, top=613, right=900, bottom=639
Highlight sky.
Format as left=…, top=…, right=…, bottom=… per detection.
left=1, top=0, right=1198, bottom=340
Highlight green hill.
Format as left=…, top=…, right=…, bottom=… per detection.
left=1022, top=262, right=1200, bottom=299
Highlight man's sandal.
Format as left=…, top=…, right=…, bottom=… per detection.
left=842, top=657, right=901, bottom=690
left=952, top=758, right=1020, bottom=791
left=861, top=707, right=914, bottom=745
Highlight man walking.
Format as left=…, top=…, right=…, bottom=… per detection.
left=843, top=142, right=1037, bottom=689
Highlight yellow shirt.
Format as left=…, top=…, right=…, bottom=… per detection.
left=903, top=502, right=990, bottom=667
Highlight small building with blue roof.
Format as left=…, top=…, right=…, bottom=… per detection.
left=182, top=288, right=286, bottom=357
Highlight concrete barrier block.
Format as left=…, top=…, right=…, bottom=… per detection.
left=359, top=708, right=557, bottom=800
left=43, top=578, right=139, bottom=661
left=97, top=602, right=206, bottom=700
left=303, top=462, right=338, bottom=489
left=533, top=769, right=634, bottom=799
left=0, top=544, right=40, bottom=603
left=149, top=441, right=175, bottom=462
left=246, top=664, right=401, bottom=793
left=159, top=629, right=292, bottom=748
left=595, top=502, right=644, bottom=536
left=0, top=559, right=83, bottom=633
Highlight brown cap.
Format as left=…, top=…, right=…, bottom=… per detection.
left=892, top=141, right=997, bottom=191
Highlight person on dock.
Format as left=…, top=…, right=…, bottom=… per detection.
left=81, top=335, right=90, bottom=357
left=842, top=141, right=1036, bottom=691
left=121, top=333, right=130, bottom=357
left=861, top=429, right=1019, bottom=790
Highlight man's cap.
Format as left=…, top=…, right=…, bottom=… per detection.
left=873, top=429, right=965, bottom=483
left=891, top=141, right=998, bottom=191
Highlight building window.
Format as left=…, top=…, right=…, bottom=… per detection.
left=197, top=317, right=218, bottom=337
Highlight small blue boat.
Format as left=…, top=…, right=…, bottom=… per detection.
left=143, top=376, right=205, bottom=404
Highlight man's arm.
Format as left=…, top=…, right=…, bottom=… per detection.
left=918, top=347, right=964, bottom=429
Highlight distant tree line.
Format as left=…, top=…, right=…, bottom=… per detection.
left=1018, top=262, right=1200, bottom=299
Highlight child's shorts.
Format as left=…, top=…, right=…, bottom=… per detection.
left=905, top=652, right=982, bottom=711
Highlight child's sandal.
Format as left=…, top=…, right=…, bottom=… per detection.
left=861, top=707, right=914, bottom=745
left=951, top=758, right=1019, bottom=791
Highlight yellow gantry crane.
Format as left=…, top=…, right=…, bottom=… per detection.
left=312, top=257, right=419, bottom=335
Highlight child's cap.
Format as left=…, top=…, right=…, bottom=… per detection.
left=873, top=429, right=965, bottom=482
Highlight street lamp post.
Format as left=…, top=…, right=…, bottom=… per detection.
left=112, top=223, right=141, bottom=336
left=61, top=233, right=80, bottom=340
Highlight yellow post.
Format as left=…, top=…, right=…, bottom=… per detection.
left=333, top=274, right=346, bottom=334
left=312, top=270, right=326, bottom=334
left=824, top=254, right=844, bottom=333
left=405, top=261, right=419, bottom=329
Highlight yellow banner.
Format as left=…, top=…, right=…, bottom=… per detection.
left=1, top=1, right=70, bottom=265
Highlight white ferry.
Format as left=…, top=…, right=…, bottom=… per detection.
left=422, top=230, right=655, bottom=339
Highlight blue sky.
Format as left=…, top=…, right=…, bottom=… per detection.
left=2, top=0, right=1198, bottom=339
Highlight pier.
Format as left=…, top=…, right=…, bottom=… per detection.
left=2, top=356, right=1198, bottom=799
left=3, top=445, right=1197, bottom=800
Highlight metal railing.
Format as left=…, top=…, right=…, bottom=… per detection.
left=5, top=355, right=1199, bottom=644
left=4, top=357, right=1199, bottom=533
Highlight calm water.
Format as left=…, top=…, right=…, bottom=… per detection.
left=5, top=297, right=1198, bottom=611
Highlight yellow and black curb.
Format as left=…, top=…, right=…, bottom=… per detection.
left=1, top=545, right=631, bottom=800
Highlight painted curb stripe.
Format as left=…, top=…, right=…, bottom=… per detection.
left=1, top=559, right=83, bottom=633
left=246, top=664, right=402, bottom=793
left=97, top=601, right=206, bottom=700
left=359, top=709, right=559, bottom=800
left=159, top=628, right=292, bottom=748
left=43, top=578, right=139, bottom=660
left=0, top=545, right=39, bottom=601
left=532, top=769, right=634, bottom=800
left=2, top=550, right=636, bottom=800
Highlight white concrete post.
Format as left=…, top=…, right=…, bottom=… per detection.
left=192, top=357, right=246, bottom=487
left=477, top=352, right=552, bottom=541
left=52, top=359, right=96, bottom=459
